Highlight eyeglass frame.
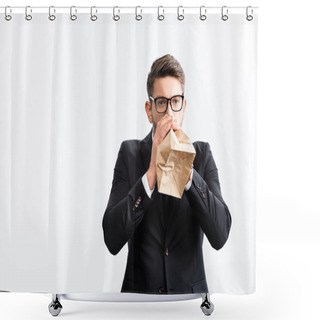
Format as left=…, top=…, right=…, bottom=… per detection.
left=149, top=94, right=185, bottom=114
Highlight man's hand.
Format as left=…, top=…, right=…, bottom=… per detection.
left=146, top=115, right=180, bottom=190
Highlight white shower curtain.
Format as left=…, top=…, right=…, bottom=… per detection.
left=0, top=7, right=258, bottom=296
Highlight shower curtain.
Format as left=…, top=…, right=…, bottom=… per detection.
left=0, top=6, right=258, bottom=298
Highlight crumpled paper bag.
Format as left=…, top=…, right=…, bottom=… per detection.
left=156, top=129, right=196, bottom=199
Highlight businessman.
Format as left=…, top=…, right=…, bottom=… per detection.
left=103, top=54, right=231, bottom=294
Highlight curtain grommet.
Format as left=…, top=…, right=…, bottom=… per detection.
left=25, top=6, right=32, bottom=21
left=91, top=6, right=98, bottom=21
left=49, top=6, right=56, bottom=21
left=221, top=6, right=229, bottom=21
left=246, top=6, right=254, bottom=21
left=177, top=6, right=184, bottom=21
left=113, top=6, right=120, bottom=21
left=158, top=6, right=165, bottom=21
left=4, top=6, right=12, bottom=21
left=200, top=6, right=207, bottom=21
left=135, top=6, right=142, bottom=21
left=70, top=6, right=77, bottom=21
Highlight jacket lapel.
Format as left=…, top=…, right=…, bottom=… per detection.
left=139, top=129, right=166, bottom=231
left=139, top=129, right=153, bottom=172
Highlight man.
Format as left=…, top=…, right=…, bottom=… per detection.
left=103, top=54, right=231, bottom=294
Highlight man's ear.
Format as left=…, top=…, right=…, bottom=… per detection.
left=145, top=100, right=153, bottom=123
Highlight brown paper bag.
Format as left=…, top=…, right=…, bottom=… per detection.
left=156, top=129, right=196, bottom=199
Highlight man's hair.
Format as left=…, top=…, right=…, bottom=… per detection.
left=147, top=54, right=185, bottom=99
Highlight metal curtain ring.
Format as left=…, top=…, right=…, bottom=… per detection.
left=135, top=6, right=142, bottom=21
left=246, top=6, right=253, bottom=21
left=200, top=6, right=207, bottom=21
left=221, top=6, right=228, bottom=21
left=70, top=6, right=77, bottom=21
left=91, top=6, right=97, bottom=21
left=177, top=6, right=184, bottom=21
left=5, top=6, right=12, bottom=21
left=49, top=6, right=56, bottom=21
left=158, top=6, right=164, bottom=21
left=113, top=6, right=120, bottom=21
left=25, top=6, right=32, bottom=21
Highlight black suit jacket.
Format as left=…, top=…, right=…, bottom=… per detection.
left=102, top=130, right=231, bottom=294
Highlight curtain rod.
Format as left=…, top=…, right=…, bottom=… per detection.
left=0, top=6, right=259, bottom=15
left=1, top=6, right=258, bottom=22
left=0, top=6, right=258, bottom=9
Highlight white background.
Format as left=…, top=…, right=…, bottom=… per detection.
left=1, top=0, right=320, bottom=319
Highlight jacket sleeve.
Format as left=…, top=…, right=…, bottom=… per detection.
left=185, top=142, right=232, bottom=250
left=102, top=141, right=153, bottom=255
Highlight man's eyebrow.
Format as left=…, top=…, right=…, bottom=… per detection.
left=154, top=94, right=182, bottom=99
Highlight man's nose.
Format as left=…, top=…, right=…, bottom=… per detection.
left=166, top=101, right=174, bottom=116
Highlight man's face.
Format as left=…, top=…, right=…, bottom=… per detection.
left=145, top=76, right=186, bottom=135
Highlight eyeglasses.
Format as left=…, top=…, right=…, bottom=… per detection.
left=149, top=95, right=184, bottom=114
